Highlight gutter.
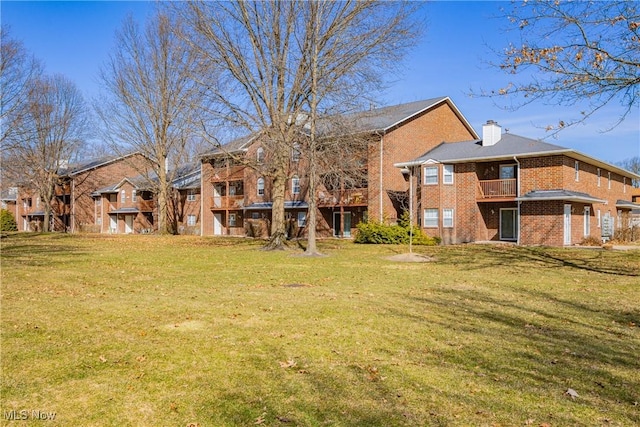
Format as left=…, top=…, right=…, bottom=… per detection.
left=379, top=136, right=384, bottom=222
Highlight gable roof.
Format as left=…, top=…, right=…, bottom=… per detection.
left=62, top=152, right=144, bottom=177
left=396, top=133, right=640, bottom=180
left=200, top=97, right=479, bottom=159
left=336, top=97, right=477, bottom=136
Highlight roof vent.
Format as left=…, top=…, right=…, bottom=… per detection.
left=482, top=120, right=502, bottom=146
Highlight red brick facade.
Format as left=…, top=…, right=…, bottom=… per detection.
left=415, top=153, right=637, bottom=246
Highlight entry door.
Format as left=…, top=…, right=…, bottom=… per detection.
left=500, top=208, right=517, bottom=241
left=125, top=215, right=134, bottom=234
left=109, top=215, right=117, bottom=233
left=213, top=213, right=223, bottom=235
left=213, top=185, right=222, bottom=208
left=563, top=204, right=572, bottom=245
left=333, top=212, right=352, bottom=237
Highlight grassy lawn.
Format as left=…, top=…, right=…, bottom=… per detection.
left=1, top=234, right=639, bottom=426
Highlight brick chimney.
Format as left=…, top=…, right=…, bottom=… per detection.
left=482, top=120, right=502, bottom=146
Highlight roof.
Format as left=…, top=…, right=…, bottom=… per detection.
left=171, top=162, right=201, bottom=189
left=400, top=133, right=568, bottom=165
left=61, top=152, right=143, bottom=177
left=616, top=199, right=640, bottom=210
left=1, top=188, right=17, bottom=202
left=92, top=176, right=152, bottom=196
left=201, top=134, right=257, bottom=158
left=516, top=190, right=605, bottom=204
left=325, top=97, right=477, bottom=136
left=200, top=97, right=479, bottom=159
left=244, top=201, right=309, bottom=210
left=395, top=133, right=640, bottom=180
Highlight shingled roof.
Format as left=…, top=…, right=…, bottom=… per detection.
left=396, top=133, right=640, bottom=180
left=201, top=97, right=478, bottom=158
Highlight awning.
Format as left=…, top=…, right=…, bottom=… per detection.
left=244, top=201, right=309, bottom=211
left=516, top=189, right=605, bottom=204
left=109, top=207, right=140, bottom=214
left=616, top=199, right=640, bottom=210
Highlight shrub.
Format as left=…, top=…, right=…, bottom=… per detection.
left=1, top=209, right=17, bottom=232
left=579, top=235, right=602, bottom=246
left=355, top=212, right=439, bottom=246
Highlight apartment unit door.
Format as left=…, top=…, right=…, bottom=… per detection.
left=499, top=208, right=517, bottom=241
left=563, top=204, right=571, bottom=245
left=125, top=215, right=134, bottom=234
left=109, top=215, right=117, bottom=233
left=333, top=212, right=351, bottom=237
left=213, top=213, right=223, bottom=235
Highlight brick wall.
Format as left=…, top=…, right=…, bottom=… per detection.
left=369, top=101, right=477, bottom=223
left=71, top=153, right=150, bottom=232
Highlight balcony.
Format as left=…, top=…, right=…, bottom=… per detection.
left=107, top=199, right=155, bottom=212
left=318, top=188, right=368, bottom=207
left=210, top=195, right=245, bottom=209
left=477, top=179, right=517, bottom=201
left=210, top=166, right=245, bottom=182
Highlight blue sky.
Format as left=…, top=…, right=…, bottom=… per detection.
left=2, top=0, right=638, bottom=164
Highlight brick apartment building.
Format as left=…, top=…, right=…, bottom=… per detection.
left=395, top=120, right=640, bottom=246
left=199, top=97, right=478, bottom=237
left=16, top=153, right=149, bottom=232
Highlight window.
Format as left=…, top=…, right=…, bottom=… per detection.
left=121, top=190, right=126, bottom=203
left=256, top=147, right=264, bottom=163
left=443, top=165, right=454, bottom=184
left=187, top=215, right=197, bottom=226
left=292, top=176, right=301, bottom=194
left=574, top=161, right=579, bottom=181
left=424, top=166, right=438, bottom=185
left=443, top=208, right=454, bottom=228
left=132, top=190, right=137, bottom=202
left=229, top=213, right=237, bottom=227
left=597, top=168, right=601, bottom=187
left=583, top=207, right=590, bottom=236
left=597, top=209, right=601, bottom=228
left=292, top=143, right=301, bottom=162
left=500, top=164, right=516, bottom=179
left=424, top=209, right=438, bottom=228
left=251, top=212, right=259, bottom=219
left=97, top=217, right=102, bottom=225
left=257, top=178, right=265, bottom=196
left=608, top=172, right=611, bottom=189
left=187, top=189, right=196, bottom=201
left=297, top=211, right=306, bottom=227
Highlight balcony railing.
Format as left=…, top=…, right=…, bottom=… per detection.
left=317, top=188, right=368, bottom=206
left=210, top=166, right=245, bottom=182
left=107, top=199, right=155, bottom=212
left=477, top=179, right=517, bottom=200
left=210, top=195, right=245, bottom=209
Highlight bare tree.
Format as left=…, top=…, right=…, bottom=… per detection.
left=3, top=74, right=90, bottom=232
left=95, top=11, right=209, bottom=234
left=0, top=27, right=42, bottom=147
left=487, top=0, right=639, bottom=132
left=617, top=156, right=640, bottom=187
left=175, top=0, right=419, bottom=251
left=300, top=1, right=419, bottom=255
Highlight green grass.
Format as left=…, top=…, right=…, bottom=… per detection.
left=1, top=234, right=639, bottom=426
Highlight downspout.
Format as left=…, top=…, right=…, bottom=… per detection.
left=514, top=156, right=521, bottom=245
left=71, top=179, right=75, bottom=233
left=379, top=136, right=384, bottom=222
left=200, top=161, right=204, bottom=237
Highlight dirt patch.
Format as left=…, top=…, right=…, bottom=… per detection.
left=283, top=283, right=312, bottom=288
left=161, top=320, right=208, bottom=331
left=385, top=253, right=435, bottom=263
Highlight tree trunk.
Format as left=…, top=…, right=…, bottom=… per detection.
left=264, top=170, right=287, bottom=250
